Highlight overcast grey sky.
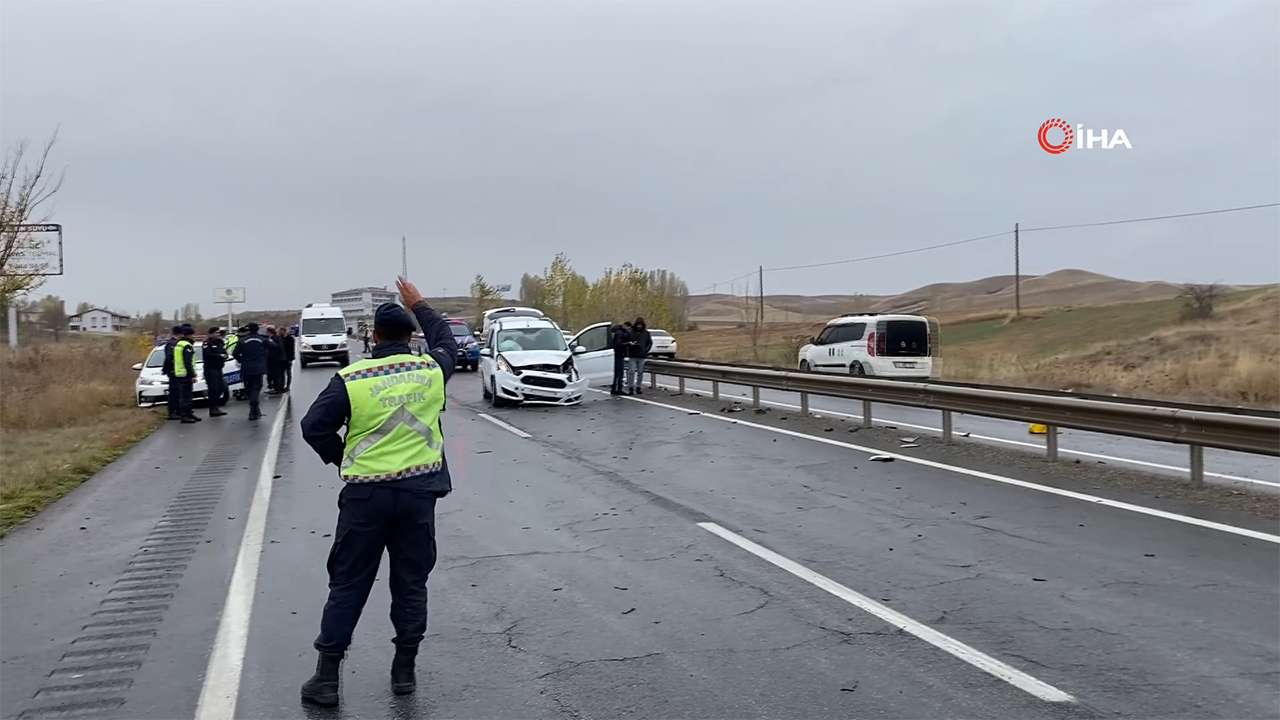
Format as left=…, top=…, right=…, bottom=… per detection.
left=2, top=0, right=1277, bottom=313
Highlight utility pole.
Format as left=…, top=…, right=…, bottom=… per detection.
left=401, top=236, right=408, bottom=281
left=1014, top=222, right=1021, bottom=319
left=758, top=265, right=765, bottom=327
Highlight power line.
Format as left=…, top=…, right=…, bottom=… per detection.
left=764, top=231, right=1012, bottom=273
left=1021, top=202, right=1280, bottom=233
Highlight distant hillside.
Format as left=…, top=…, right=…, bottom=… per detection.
left=686, top=269, right=1260, bottom=324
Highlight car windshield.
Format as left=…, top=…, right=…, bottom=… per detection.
left=496, top=327, right=568, bottom=352
left=449, top=323, right=473, bottom=337
left=301, top=317, right=345, bottom=334
left=144, top=345, right=204, bottom=368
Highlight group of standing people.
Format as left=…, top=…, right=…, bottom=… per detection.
left=160, top=322, right=296, bottom=423
left=610, top=316, right=652, bottom=395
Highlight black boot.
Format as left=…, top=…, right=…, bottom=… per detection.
left=390, top=645, right=417, bottom=695
left=300, top=651, right=342, bottom=707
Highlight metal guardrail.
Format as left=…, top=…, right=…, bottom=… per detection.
left=644, top=359, right=1280, bottom=484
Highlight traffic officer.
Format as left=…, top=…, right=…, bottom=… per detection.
left=172, top=324, right=201, bottom=424
left=225, top=325, right=240, bottom=357
left=232, top=322, right=268, bottom=420
left=299, top=277, right=457, bottom=707
left=204, top=327, right=229, bottom=418
left=162, top=325, right=182, bottom=420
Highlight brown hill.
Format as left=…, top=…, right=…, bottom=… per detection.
left=687, top=269, right=1233, bottom=324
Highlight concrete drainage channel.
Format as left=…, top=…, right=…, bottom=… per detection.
left=16, top=445, right=245, bottom=720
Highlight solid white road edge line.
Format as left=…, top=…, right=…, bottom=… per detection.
left=697, top=521, right=1077, bottom=703
left=602, top=390, right=1280, bottom=544
left=478, top=412, right=533, bottom=438
left=195, top=396, right=291, bottom=720
left=653, top=380, right=1275, bottom=487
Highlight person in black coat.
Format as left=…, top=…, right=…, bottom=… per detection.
left=266, top=327, right=285, bottom=394
left=162, top=325, right=182, bottom=420
left=280, top=329, right=296, bottom=391
left=610, top=322, right=633, bottom=396
left=627, top=317, right=652, bottom=395
left=203, top=327, right=229, bottom=417
left=233, top=322, right=268, bottom=420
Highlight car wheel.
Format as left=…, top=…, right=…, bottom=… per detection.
left=850, top=362, right=866, bottom=376
left=221, top=388, right=231, bottom=405
left=340, top=354, right=350, bottom=366
left=490, top=379, right=510, bottom=408
left=300, top=360, right=309, bottom=368
left=799, top=360, right=811, bottom=372
left=482, top=376, right=492, bottom=399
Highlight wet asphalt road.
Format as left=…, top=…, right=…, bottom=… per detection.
left=2, top=363, right=1278, bottom=719
left=649, top=374, right=1280, bottom=489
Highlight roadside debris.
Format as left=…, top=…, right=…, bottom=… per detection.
left=869, top=455, right=894, bottom=462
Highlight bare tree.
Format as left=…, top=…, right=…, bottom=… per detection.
left=0, top=131, right=65, bottom=297
left=1178, top=283, right=1223, bottom=321
left=39, top=295, right=67, bottom=341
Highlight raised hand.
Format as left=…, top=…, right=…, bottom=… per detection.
left=397, top=276, right=425, bottom=308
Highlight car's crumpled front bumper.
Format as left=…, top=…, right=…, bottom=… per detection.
left=493, top=370, right=587, bottom=405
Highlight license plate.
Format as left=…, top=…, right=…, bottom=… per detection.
left=893, top=362, right=916, bottom=369
left=223, top=371, right=242, bottom=384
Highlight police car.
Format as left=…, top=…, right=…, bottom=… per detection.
left=134, top=340, right=245, bottom=407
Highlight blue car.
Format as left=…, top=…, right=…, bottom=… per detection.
left=448, top=320, right=480, bottom=371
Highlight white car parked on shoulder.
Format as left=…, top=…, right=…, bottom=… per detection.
left=648, top=329, right=677, bottom=358
left=797, top=314, right=935, bottom=380
left=134, top=342, right=245, bottom=407
left=480, top=317, right=589, bottom=407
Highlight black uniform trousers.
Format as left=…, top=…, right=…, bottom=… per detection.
left=611, top=353, right=627, bottom=393
left=172, top=378, right=195, bottom=418
left=166, top=374, right=180, bottom=417
left=314, top=483, right=438, bottom=654
left=205, top=367, right=225, bottom=410
left=243, top=374, right=264, bottom=416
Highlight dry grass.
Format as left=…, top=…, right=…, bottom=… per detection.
left=0, top=335, right=162, bottom=535
left=676, top=288, right=1280, bottom=408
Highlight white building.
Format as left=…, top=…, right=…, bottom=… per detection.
left=331, top=286, right=396, bottom=327
left=69, top=308, right=134, bottom=333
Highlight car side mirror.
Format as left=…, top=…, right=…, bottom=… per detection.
left=572, top=346, right=587, bottom=355
left=479, top=348, right=492, bottom=358
left=810, top=336, right=819, bottom=345
left=132, top=362, right=143, bottom=371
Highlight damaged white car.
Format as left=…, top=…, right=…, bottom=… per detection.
left=479, top=317, right=588, bottom=407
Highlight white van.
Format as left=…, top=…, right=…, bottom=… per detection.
left=299, top=303, right=350, bottom=367
left=797, top=314, right=935, bottom=380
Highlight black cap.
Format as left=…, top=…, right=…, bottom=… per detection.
left=179, top=324, right=195, bottom=335
left=171, top=324, right=182, bottom=334
left=246, top=322, right=259, bottom=333
left=237, top=325, right=249, bottom=333
left=374, top=303, right=415, bottom=334
left=208, top=326, right=222, bottom=335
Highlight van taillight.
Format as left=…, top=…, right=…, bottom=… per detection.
left=877, top=331, right=887, bottom=356
left=866, top=332, right=876, bottom=356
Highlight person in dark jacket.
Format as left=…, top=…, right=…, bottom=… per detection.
left=610, top=322, right=632, bottom=396
left=162, top=325, right=181, bottom=420
left=266, top=327, right=285, bottom=394
left=280, top=328, right=296, bottom=391
left=172, top=324, right=201, bottom=423
left=233, top=323, right=268, bottom=420
left=627, top=317, right=652, bottom=395
left=203, top=327, right=229, bottom=417
left=298, top=278, right=457, bottom=707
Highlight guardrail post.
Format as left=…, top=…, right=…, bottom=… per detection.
left=1190, top=445, right=1204, bottom=485
left=942, top=410, right=953, bottom=443
left=1046, top=424, right=1059, bottom=462
left=800, top=392, right=809, bottom=417
left=677, top=377, right=686, bottom=395
left=862, top=400, right=872, bottom=429
left=650, top=372, right=657, bottom=390
left=712, top=381, right=720, bottom=401
left=752, top=386, right=760, bottom=409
